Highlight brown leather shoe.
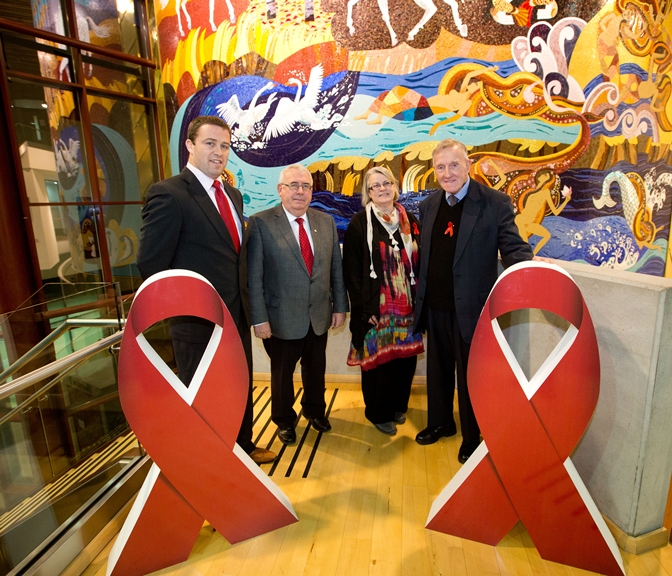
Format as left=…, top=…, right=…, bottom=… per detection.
left=249, top=447, right=277, bottom=464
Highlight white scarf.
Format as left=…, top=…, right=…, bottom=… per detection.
left=366, top=202, right=415, bottom=284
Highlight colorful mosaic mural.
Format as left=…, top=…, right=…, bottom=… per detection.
left=155, top=0, right=672, bottom=276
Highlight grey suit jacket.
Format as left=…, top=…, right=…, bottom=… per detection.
left=413, top=178, right=533, bottom=342
left=246, top=205, right=349, bottom=340
left=136, top=167, right=249, bottom=342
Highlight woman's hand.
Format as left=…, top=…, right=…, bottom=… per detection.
left=368, top=315, right=378, bottom=325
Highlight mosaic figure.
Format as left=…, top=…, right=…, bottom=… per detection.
left=346, top=0, right=467, bottom=47
left=161, top=0, right=235, bottom=35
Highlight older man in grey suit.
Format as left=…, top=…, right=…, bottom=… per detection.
left=247, top=164, right=349, bottom=444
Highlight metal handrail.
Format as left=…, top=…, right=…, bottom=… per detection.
left=0, top=330, right=123, bottom=402
left=0, top=318, right=124, bottom=385
left=0, top=359, right=88, bottom=428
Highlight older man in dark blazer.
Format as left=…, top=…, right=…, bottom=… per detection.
left=247, top=164, right=349, bottom=445
left=413, top=139, right=533, bottom=464
left=136, top=115, right=276, bottom=464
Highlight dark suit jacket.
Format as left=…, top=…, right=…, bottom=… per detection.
left=247, top=205, right=349, bottom=340
left=136, top=167, right=249, bottom=343
left=413, top=178, right=533, bottom=342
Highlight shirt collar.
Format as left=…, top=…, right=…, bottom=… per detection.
left=445, top=177, right=470, bottom=204
left=282, top=204, right=308, bottom=223
left=186, top=162, right=220, bottom=192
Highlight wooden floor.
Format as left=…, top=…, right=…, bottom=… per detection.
left=81, top=382, right=672, bottom=576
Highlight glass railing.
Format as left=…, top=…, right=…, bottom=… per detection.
left=0, top=282, right=125, bottom=385
left=0, top=283, right=154, bottom=575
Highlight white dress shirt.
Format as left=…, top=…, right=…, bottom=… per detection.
left=282, top=205, right=314, bottom=252
left=186, top=162, right=242, bottom=243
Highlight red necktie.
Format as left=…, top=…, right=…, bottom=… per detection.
left=213, top=180, right=240, bottom=253
left=296, top=217, right=313, bottom=276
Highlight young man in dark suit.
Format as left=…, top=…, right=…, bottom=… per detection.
left=246, top=164, right=349, bottom=445
left=136, top=115, right=276, bottom=464
left=413, top=139, right=533, bottom=463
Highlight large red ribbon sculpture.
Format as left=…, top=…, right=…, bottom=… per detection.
left=107, top=271, right=297, bottom=576
left=426, top=262, right=624, bottom=576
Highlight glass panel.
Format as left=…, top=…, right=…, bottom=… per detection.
left=0, top=1, right=67, bottom=36
left=0, top=377, right=135, bottom=574
left=0, top=281, right=134, bottom=574
left=0, top=395, right=49, bottom=512
left=84, top=54, right=148, bottom=96
left=8, top=79, right=51, bottom=148
left=0, top=337, right=9, bottom=372
left=9, top=79, right=90, bottom=202
left=0, top=31, right=72, bottom=81
left=88, top=95, right=158, bottom=202
left=0, top=283, right=122, bottom=385
left=47, top=309, right=119, bottom=360
left=75, top=0, right=143, bottom=60
left=60, top=350, right=126, bottom=459
left=103, top=205, right=143, bottom=294
left=29, top=205, right=105, bottom=284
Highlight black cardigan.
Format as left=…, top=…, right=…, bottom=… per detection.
left=342, top=207, right=421, bottom=350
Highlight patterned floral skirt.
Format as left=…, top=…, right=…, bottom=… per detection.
left=347, top=313, right=424, bottom=371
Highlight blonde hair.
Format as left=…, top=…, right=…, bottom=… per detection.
left=360, top=166, right=400, bottom=207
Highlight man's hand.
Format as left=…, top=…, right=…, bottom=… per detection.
left=254, top=322, right=272, bottom=339
left=331, top=313, right=346, bottom=329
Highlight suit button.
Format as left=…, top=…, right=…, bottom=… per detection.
left=310, top=279, right=315, bottom=284
left=308, top=304, right=313, bottom=308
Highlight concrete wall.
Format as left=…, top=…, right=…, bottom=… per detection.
left=565, top=262, right=672, bottom=538
left=252, top=260, right=672, bottom=538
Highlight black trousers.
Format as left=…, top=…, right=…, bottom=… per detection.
left=425, top=307, right=480, bottom=448
left=361, top=356, right=416, bottom=424
left=172, top=323, right=255, bottom=454
left=263, top=324, right=327, bottom=429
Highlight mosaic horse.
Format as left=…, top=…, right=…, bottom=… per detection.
left=346, top=0, right=468, bottom=46
left=162, top=0, right=236, bottom=35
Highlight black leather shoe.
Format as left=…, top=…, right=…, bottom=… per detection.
left=415, top=424, right=457, bottom=445
left=307, top=416, right=331, bottom=433
left=457, top=442, right=478, bottom=464
left=278, top=427, right=296, bottom=445
left=393, top=412, right=406, bottom=424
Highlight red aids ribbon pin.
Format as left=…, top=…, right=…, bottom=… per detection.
left=445, top=222, right=453, bottom=236
left=107, top=271, right=297, bottom=576
left=426, top=262, right=624, bottom=576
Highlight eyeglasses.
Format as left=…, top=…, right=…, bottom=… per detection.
left=369, top=181, right=392, bottom=192
left=280, top=182, right=312, bottom=192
